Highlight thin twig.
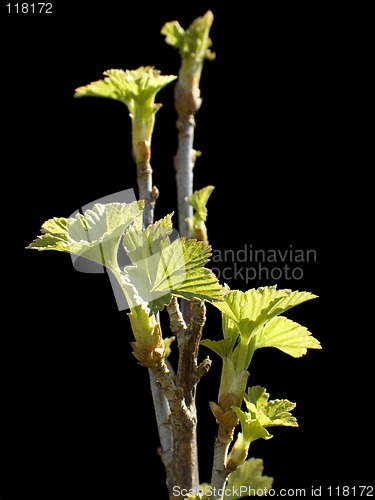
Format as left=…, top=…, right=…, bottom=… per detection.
left=176, top=302, right=206, bottom=406
left=163, top=12, right=215, bottom=494
left=175, top=301, right=207, bottom=493
left=173, top=66, right=204, bottom=491
left=166, top=297, right=187, bottom=336
left=152, top=355, right=197, bottom=500
left=210, top=425, right=236, bottom=498
left=166, top=298, right=212, bottom=496
left=175, top=113, right=195, bottom=237
left=149, top=370, right=173, bottom=473
left=134, top=140, right=159, bottom=227
left=133, top=138, right=174, bottom=495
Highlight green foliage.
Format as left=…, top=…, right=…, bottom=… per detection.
left=27, top=201, right=143, bottom=272
left=254, top=315, right=321, bottom=357
left=203, top=285, right=319, bottom=457
left=129, top=303, right=165, bottom=368
left=128, top=303, right=158, bottom=344
left=213, top=287, right=317, bottom=328
left=218, top=358, right=249, bottom=404
left=224, top=458, right=273, bottom=499
left=122, top=212, right=174, bottom=264
left=186, top=186, right=215, bottom=224
left=75, top=67, right=176, bottom=146
left=29, top=12, right=321, bottom=496
left=27, top=202, right=223, bottom=314
left=203, top=286, right=320, bottom=377
left=244, top=386, right=297, bottom=430
left=122, top=209, right=223, bottom=313
left=75, top=67, right=176, bottom=119
left=227, top=387, right=297, bottom=470
left=123, top=236, right=223, bottom=315
left=161, top=11, right=215, bottom=62
left=162, top=11, right=215, bottom=84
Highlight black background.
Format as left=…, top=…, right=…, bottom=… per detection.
left=0, top=2, right=371, bottom=499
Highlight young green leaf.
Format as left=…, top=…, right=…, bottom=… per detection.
left=201, top=298, right=239, bottom=360
left=123, top=212, right=174, bottom=264
left=75, top=67, right=177, bottom=148
left=254, top=316, right=321, bottom=358
left=27, top=201, right=143, bottom=272
left=222, top=312, right=241, bottom=342
left=186, top=185, right=215, bottom=225
left=219, top=358, right=249, bottom=401
left=122, top=238, right=224, bottom=314
left=200, top=339, right=234, bottom=360
left=232, top=409, right=272, bottom=444
left=129, top=304, right=165, bottom=368
left=213, top=287, right=298, bottom=325
left=223, top=458, right=273, bottom=499
left=162, top=11, right=215, bottom=119
left=128, top=303, right=157, bottom=344
left=228, top=388, right=297, bottom=470
left=161, top=11, right=215, bottom=72
left=75, top=67, right=177, bottom=118
left=185, top=185, right=215, bottom=241
left=161, top=20, right=186, bottom=48
left=211, top=287, right=320, bottom=359
left=245, top=386, right=298, bottom=428
left=226, top=422, right=271, bottom=473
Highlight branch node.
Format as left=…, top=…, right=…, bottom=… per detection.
left=176, top=386, right=185, bottom=399
left=167, top=297, right=188, bottom=337
left=151, top=185, right=159, bottom=201
left=197, top=356, right=212, bottom=381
